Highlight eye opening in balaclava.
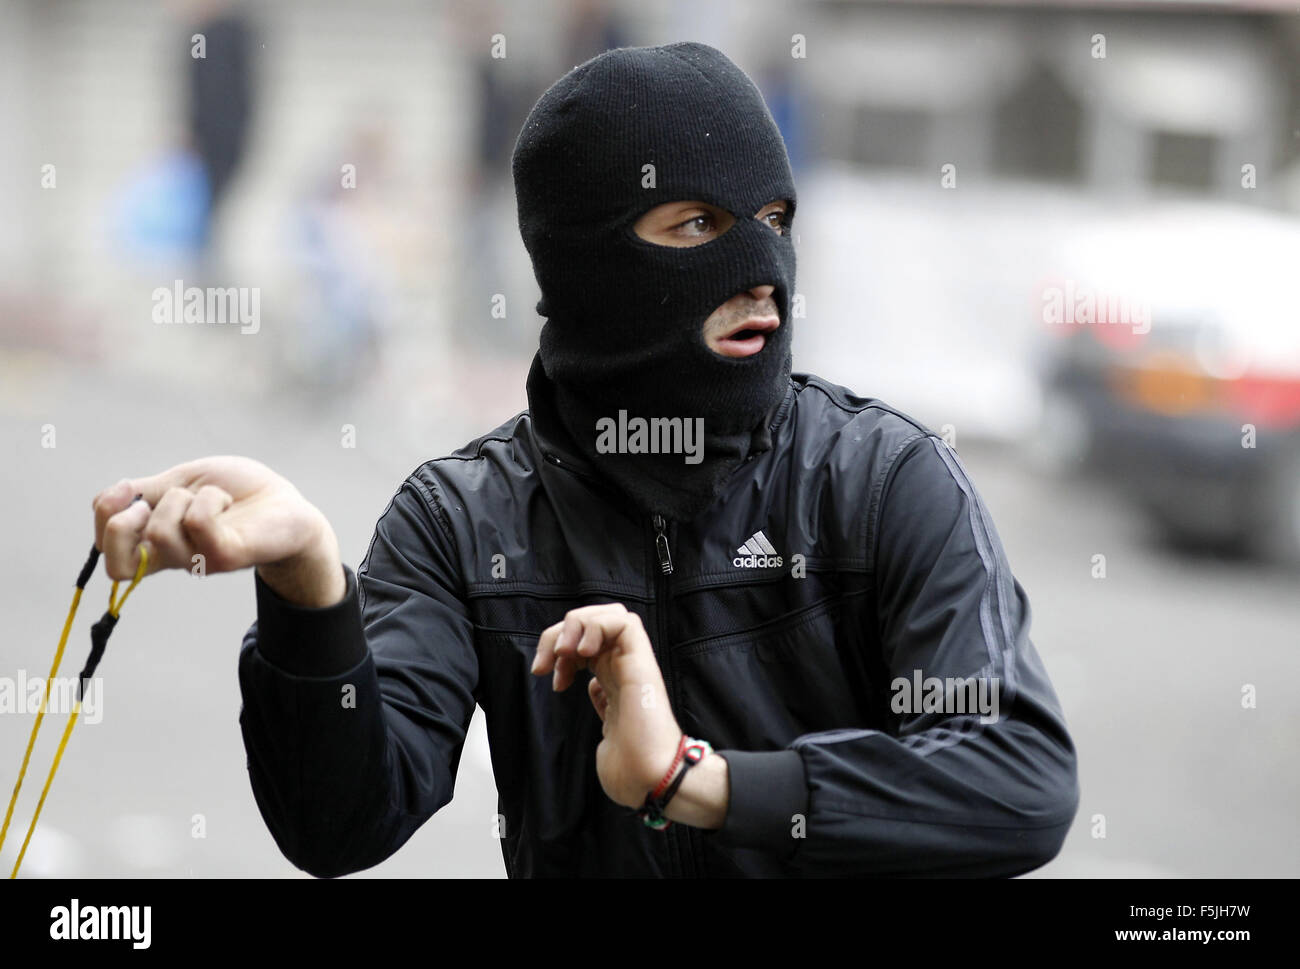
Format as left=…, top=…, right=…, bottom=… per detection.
left=622, top=196, right=797, bottom=249
left=515, top=42, right=799, bottom=522
left=620, top=196, right=799, bottom=357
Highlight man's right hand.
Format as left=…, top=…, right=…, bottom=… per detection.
left=91, top=456, right=346, bottom=608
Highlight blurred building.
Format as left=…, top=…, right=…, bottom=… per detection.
left=806, top=2, right=1300, bottom=204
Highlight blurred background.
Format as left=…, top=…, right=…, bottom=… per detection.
left=1, top=0, right=1297, bottom=878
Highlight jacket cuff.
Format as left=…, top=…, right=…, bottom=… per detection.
left=253, top=564, right=367, bottom=677
left=709, top=748, right=809, bottom=857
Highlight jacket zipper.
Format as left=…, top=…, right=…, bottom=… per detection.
left=653, top=514, right=673, bottom=576
left=651, top=513, right=698, bottom=878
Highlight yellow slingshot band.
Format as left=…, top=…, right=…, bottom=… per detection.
left=0, top=541, right=148, bottom=878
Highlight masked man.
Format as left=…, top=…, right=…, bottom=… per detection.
left=92, top=43, right=1078, bottom=877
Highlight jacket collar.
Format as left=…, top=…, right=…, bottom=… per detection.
left=524, top=352, right=602, bottom=481
left=524, top=350, right=797, bottom=492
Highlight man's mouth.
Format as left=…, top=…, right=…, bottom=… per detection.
left=714, top=316, right=779, bottom=358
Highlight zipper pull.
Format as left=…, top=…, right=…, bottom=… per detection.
left=652, top=514, right=674, bottom=575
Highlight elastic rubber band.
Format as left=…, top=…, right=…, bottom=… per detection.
left=2, top=543, right=147, bottom=878
left=9, top=705, right=81, bottom=878
left=109, top=545, right=148, bottom=617
left=0, top=581, right=87, bottom=860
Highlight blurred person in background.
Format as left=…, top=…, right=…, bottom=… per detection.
left=279, top=117, right=397, bottom=397
left=89, top=43, right=1077, bottom=877
left=457, top=0, right=629, bottom=355
left=563, top=0, right=629, bottom=66
left=456, top=0, right=529, bottom=354
left=182, top=0, right=256, bottom=259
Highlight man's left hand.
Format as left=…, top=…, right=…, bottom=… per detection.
left=533, top=603, right=682, bottom=809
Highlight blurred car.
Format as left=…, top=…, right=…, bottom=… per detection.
left=793, top=166, right=1300, bottom=563
left=1033, top=204, right=1300, bottom=564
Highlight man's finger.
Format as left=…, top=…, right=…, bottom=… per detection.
left=573, top=609, right=644, bottom=663
left=553, top=651, right=577, bottom=692
left=537, top=604, right=621, bottom=672
left=557, top=610, right=587, bottom=656
left=141, top=486, right=198, bottom=572
left=126, top=460, right=209, bottom=508
left=93, top=479, right=136, bottom=551
left=588, top=677, right=608, bottom=721
left=94, top=461, right=210, bottom=551
left=532, top=621, right=564, bottom=675
left=102, top=498, right=152, bottom=580
left=182, top=484, right=235, bottom=571
left=553, top=645, right=597, bottom=692
left=576, top=618, right=605, bottom=657
left=535, top=603, right=644, bottom=684
left=555, top=606, right=636, bottom=661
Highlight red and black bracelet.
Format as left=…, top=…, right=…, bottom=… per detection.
left=638, top=736, right=714, bottom=830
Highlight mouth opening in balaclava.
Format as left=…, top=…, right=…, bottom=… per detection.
left=513, top=41, right=799, bottom=522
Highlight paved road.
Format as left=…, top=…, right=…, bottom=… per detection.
left=2, top=354, right=1296, bottom=878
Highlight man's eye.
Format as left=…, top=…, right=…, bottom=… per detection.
left=763, top=210, right=789, bottom=234
left=675, top=214, right=715, bottom=236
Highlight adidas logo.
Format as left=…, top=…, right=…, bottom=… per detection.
left=733, top=530, right=783, bottom=569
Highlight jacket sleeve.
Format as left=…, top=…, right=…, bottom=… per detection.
left=708, top=434, right=1079, bottom=876
left=237, top=475, right=478, bottom=878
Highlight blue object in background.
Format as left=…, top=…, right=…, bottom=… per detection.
left=112, top=150, right=210, bottom=263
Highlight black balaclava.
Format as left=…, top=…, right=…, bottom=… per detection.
left=513, top=42, right=798, bottom=522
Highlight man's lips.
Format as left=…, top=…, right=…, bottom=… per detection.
left=714, top=316, right=779, bottom=358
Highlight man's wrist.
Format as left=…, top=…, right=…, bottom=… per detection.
left=644, top=734, right=688, bottom=802
left=660, top=751, right=730, bottom=830
left=256, top=521, right=345, bottom=608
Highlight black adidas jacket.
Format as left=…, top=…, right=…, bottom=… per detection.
left=237, top=361, right=1080, bottom=877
